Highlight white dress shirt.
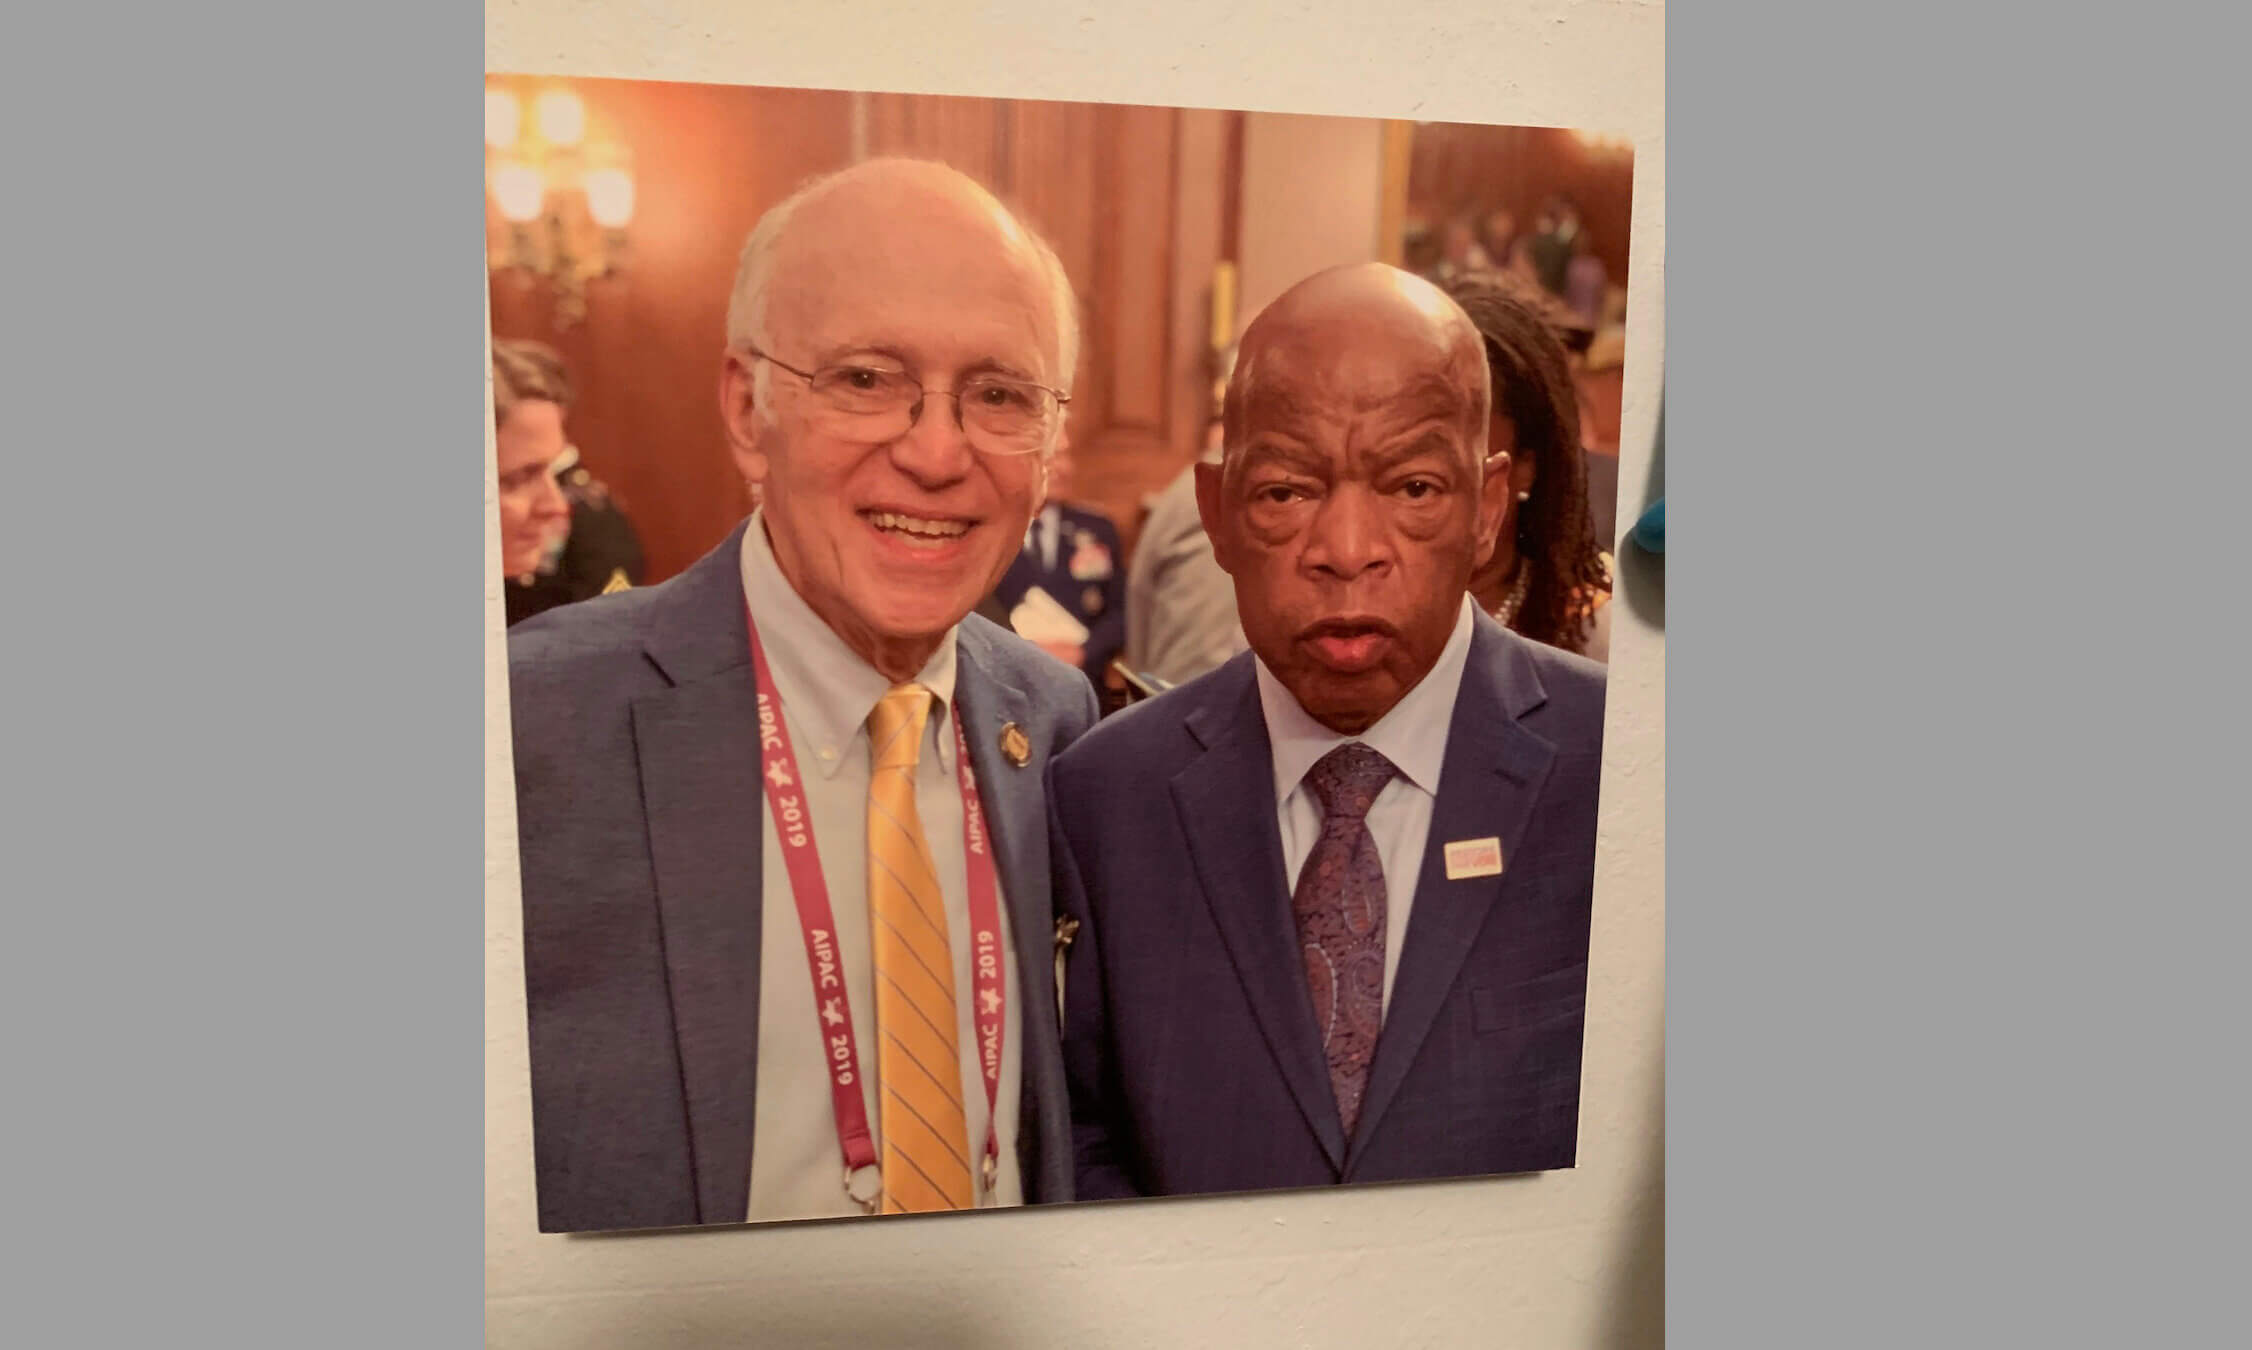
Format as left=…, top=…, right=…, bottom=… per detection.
left=739, top=512, right=1024, bottom=1222
left=1253, top=595, right=1478, bottom=1014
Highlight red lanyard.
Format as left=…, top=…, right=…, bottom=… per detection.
left=745, top=606, right=1007, bottom=1211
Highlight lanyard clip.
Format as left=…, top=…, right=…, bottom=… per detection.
left=844, top=1164, right=883, bottom=1215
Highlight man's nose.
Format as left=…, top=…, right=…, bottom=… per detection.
left=890, top=391, right=978, bottom=485
left=1304, top=485, right=1392, bottom=580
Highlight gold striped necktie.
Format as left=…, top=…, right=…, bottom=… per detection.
left=865, top=683, right=974, bottom=1212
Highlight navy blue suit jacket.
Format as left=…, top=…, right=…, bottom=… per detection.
left=508, top=520, right=1100, bottom=1232
left=1049, top=611, right=1605, bottom=1199
left=994, top=504, right=1125, bottom=680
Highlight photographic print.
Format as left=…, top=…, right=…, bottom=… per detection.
left=487, top=74, right=1637, bottom=1233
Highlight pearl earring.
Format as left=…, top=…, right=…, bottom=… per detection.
left=1516, top=490, right=1532, bottom=503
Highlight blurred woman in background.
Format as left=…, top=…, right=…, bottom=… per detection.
left=1442, top=273, right=1615, bottom=663
left=492, top=340, right=575, bottom=618
left=491, top=338, right=645, bottom=627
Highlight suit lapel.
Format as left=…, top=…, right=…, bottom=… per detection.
left=630, top=522, right=764, bottom=1225
left=951, top=622, right=1067, bottom=1198
left=1172, top=663, right=1350, bottom=1174
left=1350, top=618, right=1559, bottom=1169
left=950, top=627, right=1041, bottom=1008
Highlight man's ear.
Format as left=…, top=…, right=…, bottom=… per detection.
left=719, top=350, right=771, bottom=489
left=1475, top=451, right=1513, bottom=569
left=1194, top=460, right=1234, bottom=575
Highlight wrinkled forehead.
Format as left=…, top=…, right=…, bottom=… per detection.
left=1236, top=322, right=1484, bottom=447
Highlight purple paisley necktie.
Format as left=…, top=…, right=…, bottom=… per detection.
left=1291, top=741, right=1397, bottom=1139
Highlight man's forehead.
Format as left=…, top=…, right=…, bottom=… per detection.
left=1240, top=337, right=1475, bottom=425
left=767, top=193, right=1051, bottom=347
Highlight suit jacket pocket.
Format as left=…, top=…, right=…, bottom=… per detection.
left=1471, top=962, right=1587, bottom=1035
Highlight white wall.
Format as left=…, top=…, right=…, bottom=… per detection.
left=486, top=3, right=1665, bottom=1346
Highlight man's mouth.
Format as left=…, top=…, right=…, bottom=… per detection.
left=860, top=509, right=975, bottom=549
left=1300, top=618, right=1398, bottom=674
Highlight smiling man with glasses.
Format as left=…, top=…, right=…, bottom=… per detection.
left=506, top=157, right=1100, bottom=1232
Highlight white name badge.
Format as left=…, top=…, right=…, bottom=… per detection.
left=1444, top=837, right=1504, bottom=880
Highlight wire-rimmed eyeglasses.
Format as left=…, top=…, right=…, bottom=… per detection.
left=744, top=346, right=1069, bottom=456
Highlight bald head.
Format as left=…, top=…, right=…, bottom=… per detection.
left=728, top=158, right=1078, bottom=390
left=1224, top=262, right=1489, bottom=463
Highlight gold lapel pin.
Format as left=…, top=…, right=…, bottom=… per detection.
left=999, top=722, right=1031, bottom=767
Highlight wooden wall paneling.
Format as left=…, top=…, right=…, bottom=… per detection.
left=865, top=92, right=1005, bottom=188
left=1102, top=104, right=1176, bottom=436
left=1166, top=108, right=1230, bottom=474
left=1003, top=100, right=1101, bottom=416
left=1068, top=104, right=1182, bottom=543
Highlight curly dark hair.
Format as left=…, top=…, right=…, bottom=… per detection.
left=1440, top=272, right=1608, bottom=653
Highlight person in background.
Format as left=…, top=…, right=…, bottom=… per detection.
left=1123, top=438, right=1249, bottom=690
left=492, top=339, right=574, bottom=615
left=1429, top=216, right=1495, bottom=285
left=491, top=339, right=646, bottom=627
left=1564, top=230, right=1611, bottom=332
left=549, top=446, right=646, bottom=597
left=1525, top=197, right=1581, bottom=299
left=991, top=424, right=1124, bottom=685
left=1440, top=273, right=1615, bottom=663
left=1479, top=206, right=1530, bottom=279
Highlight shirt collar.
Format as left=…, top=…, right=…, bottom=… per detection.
left=1253, top=594, right=1477, bottom=805
left=739, top=509, right=961, bottom=778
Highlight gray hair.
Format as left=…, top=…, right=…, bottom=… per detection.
left=723, top=160, right=1081, bottom=420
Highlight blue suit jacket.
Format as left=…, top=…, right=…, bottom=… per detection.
left=1050, top=611, right=1605, bottom=1198
left=508, top=519, right=1100, bottom=1232
left=994, top=504, right=1125, bottom=680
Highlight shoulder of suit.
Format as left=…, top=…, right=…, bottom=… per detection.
left=506, top=574, right=669, bottom=688
left=1479, top=623, right=1608, bottom=752
left=1052, top=653, right=1244, bottom=785
left=958, top=613, right=1095, bottom=717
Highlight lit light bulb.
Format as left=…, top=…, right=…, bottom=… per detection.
left=584, top=168, right=635, bottom=229
left=484, top=89, right=520, bottom=150
left=492, top=162, right=545, bottom=223
left=535, top=90, right=586, bottom=147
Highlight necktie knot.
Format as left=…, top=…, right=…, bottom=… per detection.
left=1303, top=742, right=1395, bottom=823
left=868, top=683, right=932, bottom=771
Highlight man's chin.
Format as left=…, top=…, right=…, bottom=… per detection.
left=856, top=594, right=982, bottom=645
left=1279, top=669, right=1397, bottom=733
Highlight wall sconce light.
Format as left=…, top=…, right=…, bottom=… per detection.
left=485, top=85, right=634, bottom=329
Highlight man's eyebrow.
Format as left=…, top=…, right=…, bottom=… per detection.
left=1365, top=427, right=1466, bottom=471
left=811, top=342, right=912, bottom=369
left=813, top=345, right=1045, bottom=385
left=960, top=356, right=1046, bottom=385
